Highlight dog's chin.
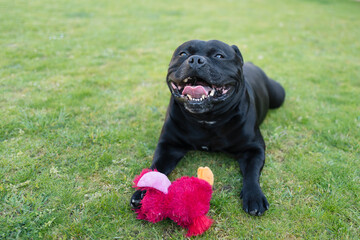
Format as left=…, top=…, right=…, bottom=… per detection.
left=183, top=101, right=214, bottom=114
left=168, top=76, right=236, bottom=114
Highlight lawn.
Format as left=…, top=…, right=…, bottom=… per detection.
left=1, top=0, right=359, bottom=238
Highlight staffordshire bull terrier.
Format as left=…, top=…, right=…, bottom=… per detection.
left=131, top=40, right=285, bottom=216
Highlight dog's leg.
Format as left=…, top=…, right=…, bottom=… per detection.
left=150, top=142, right=188, bottom=174
left=237, top=131, right=269, bottom=216
left=130, top=141, right=187, bottom=209
left=238, top=151, right=269, bottom=216
left=130, top=189, right=146, bottom=209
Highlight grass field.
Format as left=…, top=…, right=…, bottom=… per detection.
left=1, top=0, right=359, bottom=239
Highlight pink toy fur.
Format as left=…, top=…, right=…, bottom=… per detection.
left=133, top=169, right=213, bottom=237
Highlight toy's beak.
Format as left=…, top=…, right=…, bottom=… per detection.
left=197, top=167, right=214, bottom=186
left=137, top=171, right=171, bottom=194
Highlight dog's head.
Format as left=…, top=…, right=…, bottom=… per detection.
left=167, top=40, right=244, bottom=114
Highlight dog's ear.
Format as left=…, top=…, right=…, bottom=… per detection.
left=232, top=45, right=244, bottom=66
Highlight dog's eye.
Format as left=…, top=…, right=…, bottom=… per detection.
left=215, top=54, right=224, bottom=59
left=179, top=52, right=187, bottom=57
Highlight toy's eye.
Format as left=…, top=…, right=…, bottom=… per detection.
left=179, top=52, right=187, bottom=57
left=215, top=54, right=224, bottom=59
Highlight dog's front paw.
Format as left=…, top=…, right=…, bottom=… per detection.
left=240, top=187, right=269, bottom=216
left=130, top=190, right=146, bottom=209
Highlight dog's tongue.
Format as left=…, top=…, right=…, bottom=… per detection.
left=183, top=86, right=209, bottom=98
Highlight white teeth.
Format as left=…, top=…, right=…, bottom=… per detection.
left=186, top=94, right=209, bottom=101
left=184, top=78, right=189, bottom=83
left=210, top=89, right=215, bottom=96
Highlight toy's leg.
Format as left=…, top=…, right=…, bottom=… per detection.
left=197, top=167, right=214, bottom=186
left=186, top=215, right=213, bottom=237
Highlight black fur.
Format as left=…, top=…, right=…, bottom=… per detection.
left=131, top=40, right=285, bottom=216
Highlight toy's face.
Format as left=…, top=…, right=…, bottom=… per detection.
left=135, top=188, right=167, bottom=223
left=131, top=170, right=171, bottom=210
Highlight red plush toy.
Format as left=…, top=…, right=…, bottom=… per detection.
left=132, top=167, right=214, bottom=237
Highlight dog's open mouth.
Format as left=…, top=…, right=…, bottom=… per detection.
left=169, top=77, right=234, bottom=102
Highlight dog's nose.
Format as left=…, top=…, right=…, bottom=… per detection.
left=188, top=55, right=206, bottom=69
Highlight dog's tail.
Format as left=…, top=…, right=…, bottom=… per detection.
left=266, top=78, right=285, bottom=109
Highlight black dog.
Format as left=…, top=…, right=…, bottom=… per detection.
left=131, top=40, right=285, bottom=216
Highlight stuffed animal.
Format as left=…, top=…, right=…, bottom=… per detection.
left=132, top=167, right=214, bottom=237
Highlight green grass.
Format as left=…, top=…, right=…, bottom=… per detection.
left=1, top=0, right=359, bottom=238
